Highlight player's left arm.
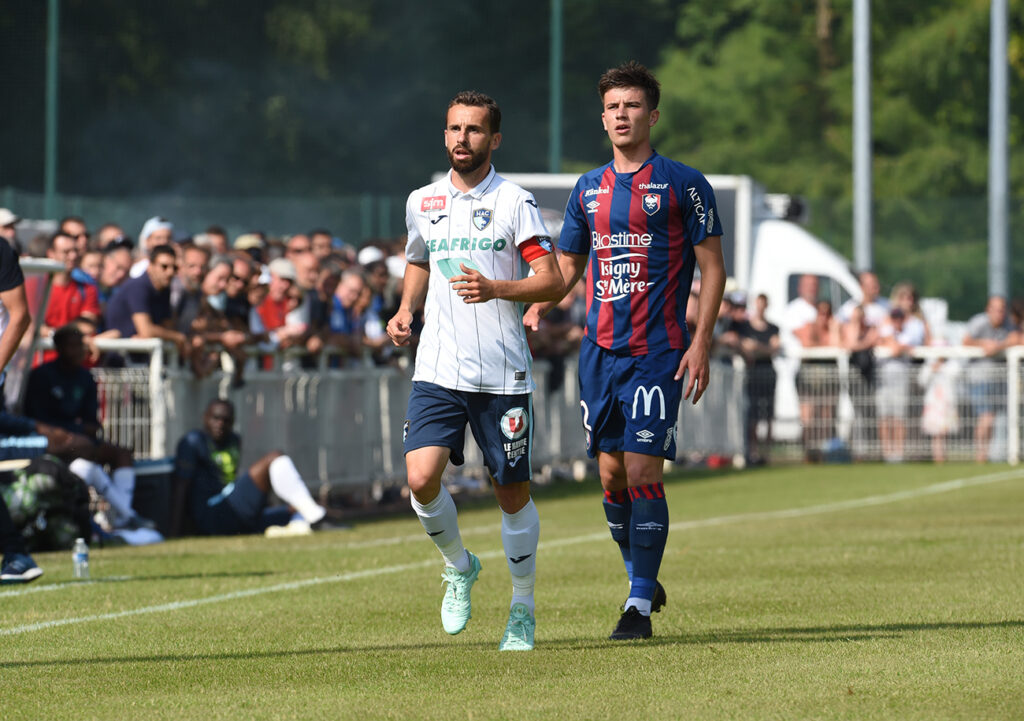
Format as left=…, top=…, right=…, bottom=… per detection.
left=452, top=244, right=563, bottom=305
left=677, top=235, right=726, bottom=403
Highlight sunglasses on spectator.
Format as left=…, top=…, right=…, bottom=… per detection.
left=155, top=262, right=179, bottom=271
left=288, top=245, right=312, bottom=253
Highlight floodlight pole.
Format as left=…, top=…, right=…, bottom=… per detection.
left=852, top=0, right=872, bottom=272
left=988, top=0, right=1009, bottom=299
left=44, top=0, right=60, bottom=219
left=548, top=0, right=563, bottom=173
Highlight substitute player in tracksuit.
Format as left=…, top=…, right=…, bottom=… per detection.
left=525, top=61, right=727, bottom=640
left=386, top=91, right=563, bottom=651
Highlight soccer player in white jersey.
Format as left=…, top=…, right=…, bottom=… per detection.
left=386, top=91, right=564, bottom=651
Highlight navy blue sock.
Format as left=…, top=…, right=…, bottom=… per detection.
left=602, top=489, right=632, bottom=580
left=627, top=482, right=668, bottom=601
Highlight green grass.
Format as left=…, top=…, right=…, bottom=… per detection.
left=3, top=463, right=1024, bottom=720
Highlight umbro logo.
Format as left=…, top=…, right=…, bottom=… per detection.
left=430, top=215, right=448, bottom=225
left=635, top=521, right=665, bottom=531
left=427, top=530, right=444, bottom=537
left=607, top=522, right=624, bottom=530
left=509, top=554, right=532, bottom=564
left=636, top=429, right=655, bottom=443
left=525, top=199, right=538, bottom=208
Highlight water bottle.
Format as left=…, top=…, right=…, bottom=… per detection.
left=72, top=537, right=90, bottom=580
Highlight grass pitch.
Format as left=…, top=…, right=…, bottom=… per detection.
left=3, top=463, right=1023, bottom=720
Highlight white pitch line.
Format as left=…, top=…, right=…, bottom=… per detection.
left=2, top=468, right=1020, bottom=637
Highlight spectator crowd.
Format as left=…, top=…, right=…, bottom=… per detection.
left=4, top=210, right=413, bottom=381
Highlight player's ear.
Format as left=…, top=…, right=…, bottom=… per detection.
left=649, top=109, right=660, bottom=127
left=490, top=132, right=502, bottom=151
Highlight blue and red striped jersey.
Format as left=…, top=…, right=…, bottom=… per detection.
left=559, top=152, right=723, bottom=356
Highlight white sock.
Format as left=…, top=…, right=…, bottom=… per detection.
left=112, top=467, right=136, bottom=507
left=411, top=486, right=469, bottom=572
left=625, top=597, right=652, bottom=616
left=69, top=458, right=134, bottom=518
left=268, top=455, right=326, bottom=524
left=502, top=498, right=539, bottom=612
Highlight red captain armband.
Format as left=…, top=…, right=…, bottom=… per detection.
left=518, top=237, right=552, bottom=263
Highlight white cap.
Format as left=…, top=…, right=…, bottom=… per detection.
left=0, top=208, right=20, bottom=227
left=357, top=246, right=385, bottom=265
left=139, top=216, right=173, bottom=244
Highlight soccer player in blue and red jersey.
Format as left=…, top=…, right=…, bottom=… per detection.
left=526, top=61, right=726, bottom=640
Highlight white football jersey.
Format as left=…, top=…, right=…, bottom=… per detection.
left=405, top=166, right=551, bottom=394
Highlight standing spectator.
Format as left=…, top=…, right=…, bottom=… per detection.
left=129, top=216, right=174, bottom=278
left=962, top=295, right=1015, bottom=462
left=875, top=306, right=926, bottom=462
left=793, top=300, right=841, bottom=461
left=919, top=352, right=961, bottom=464
left=255, top=258, right=306, bottom=362
left=361, top=259, right=394, bottom=364
left=40, top=232, right=101, bottom=361
left=59, top=216, right=90, bottom=256
left=204, top=226, right=230, bottom=255
left=328, top=268, right=366, bottom=364
left=172, top=243, right=211, bottom=335
left=94, top=223, right=126, bottom=249
left=841, top=304, right=880, bottom=453
left=733, top=293, right=780, bottom=465
left=838, top=270, right=890, bottom=326
left=310, top=229, right=334, bottom=262
left=103, top=244, right=188, bottom=359
left=224, top=253, right=257, bottom=331
left=889, top=281, right=931, bottom=346
left=782, top=274, right=820, bottom=354
left=97, top=240, right=134, bottom=305
left=0, top=208, right=21, bottom=254
left=190, top=258, right=248, bottom=380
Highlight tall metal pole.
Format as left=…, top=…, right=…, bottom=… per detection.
left=44, top=0, right=60, bottom=219
left=988, top=0, right=1009, bottom=298
left=852, top=0, right=872, bottom=272
left=548, top=0, right=563, bottom=173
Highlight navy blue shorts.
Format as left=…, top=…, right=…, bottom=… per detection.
left=195, top=471, right=292, bottom=535
left=404, top=381, right=533, bottom=485
left=578, top=338, right=683, bottom=459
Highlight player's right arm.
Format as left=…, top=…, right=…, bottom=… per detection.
left=387, top=261, right=429, bottom=347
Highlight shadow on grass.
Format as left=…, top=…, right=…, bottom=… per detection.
left=3, top=618, right=1021, bottom=668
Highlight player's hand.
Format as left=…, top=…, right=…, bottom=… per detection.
left=386, top=310, right=414, bottom=346
left=676, top=340, right=711, bottom=404
left=451, top=264, right=494, bottom=304
left=523, top=304, right=543, bottom=331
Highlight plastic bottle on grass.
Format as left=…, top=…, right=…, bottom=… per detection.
left=72, top=537, right=90, bottom=580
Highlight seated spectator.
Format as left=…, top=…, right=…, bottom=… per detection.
left=962, top=295, right=1016, bottom=462
left=22, top=325, right=156, bottom=531
left=169, top=399, right=332, bottom=537
left=103, top=244, right=189, bottom=360
left=733, top=293, right=780, bottom=465
left=129, top=216, right=174, bottom=278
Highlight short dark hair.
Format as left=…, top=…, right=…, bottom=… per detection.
left=447, top=91, right=501, bottom=133
left=598, top=61, right=660, bottom=110
left=53, top=323, right=83, bottom=350
left=149, top=243, right=176, bottom=262
left=48, top=231, right=76, bottom=250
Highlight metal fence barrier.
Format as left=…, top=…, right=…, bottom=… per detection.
left=24, top=340, right=1024, bottom=492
